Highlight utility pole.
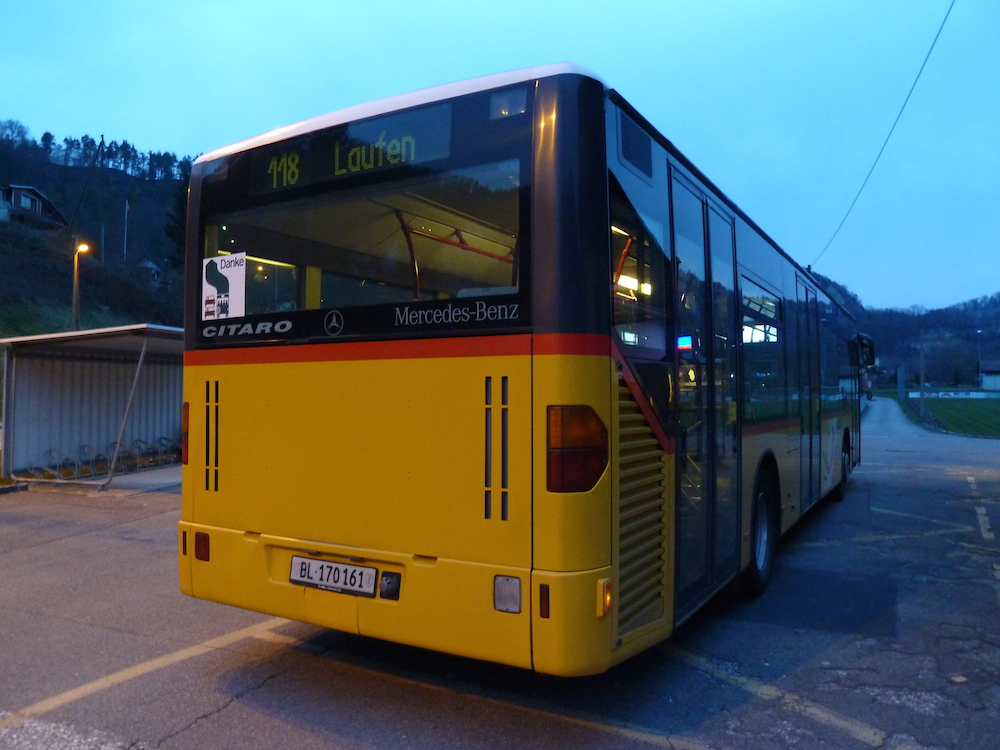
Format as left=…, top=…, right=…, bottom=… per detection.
left=978, top=329, right=983, bottom=389
left=123, top=199, right=129, bottom=263
left=919, top=331, right=926, bottom=420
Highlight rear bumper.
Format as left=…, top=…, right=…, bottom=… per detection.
left=179, top=521, right=634, bottom=675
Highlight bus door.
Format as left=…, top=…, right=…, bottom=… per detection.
left=797, top=280, right=821, bottom=511
left=672, top=179, right=739, bottom=616
left=708, top=208, right=739, bottom=582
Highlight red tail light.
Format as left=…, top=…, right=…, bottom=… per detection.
left=547, top=406, right=608, bottom=492
left=194, top=532, right=210, bottom=561
left=181, top=402, right=189, bottom=465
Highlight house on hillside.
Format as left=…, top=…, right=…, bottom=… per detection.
left=0, top=185, right=69, bottom=231
left=981, top=360, right=1000, bottom=391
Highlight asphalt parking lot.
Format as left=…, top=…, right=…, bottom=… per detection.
left=0, top=397, right=997, bottom=749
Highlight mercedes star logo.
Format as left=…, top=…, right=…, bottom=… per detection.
left=324, top=310, right=345, bottom=336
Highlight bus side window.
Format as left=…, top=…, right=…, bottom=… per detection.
left=609, top=174, right=668, bottom=358
left=740, top=278, right=785, bottom=422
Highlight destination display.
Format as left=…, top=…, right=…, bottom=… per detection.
left=249, top=104, right=452, bottom=195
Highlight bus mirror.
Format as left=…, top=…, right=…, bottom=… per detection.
left=857, top=334, right=875, bottom=367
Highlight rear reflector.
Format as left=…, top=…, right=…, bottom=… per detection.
left=547, top=406, right=608, bottom=492
left=539, top=584, right=550, bottom=619
left=194, top=532, right=210, bottom=561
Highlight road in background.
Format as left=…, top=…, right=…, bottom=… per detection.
left=0, top=398, right=997, bottom=749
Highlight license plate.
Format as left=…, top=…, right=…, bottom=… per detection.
left=290, top=556, right=377, bottom=597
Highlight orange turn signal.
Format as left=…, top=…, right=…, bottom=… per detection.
left=598, top=577, right=612, bottom=617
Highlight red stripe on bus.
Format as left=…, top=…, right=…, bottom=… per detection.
left=185, top=334, right=532, bottom=366
left=611, top=342, right=675, bottom=455
left=532, top=334, right=610, bottom=356
left=185, top=334, right=613, bottom=366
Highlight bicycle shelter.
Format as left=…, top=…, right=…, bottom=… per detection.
left=1, top=324, right=183, bottom=487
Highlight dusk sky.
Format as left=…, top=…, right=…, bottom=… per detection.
left=4, top=0, right=996, bottom=311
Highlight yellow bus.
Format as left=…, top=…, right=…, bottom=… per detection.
left=179, top=64, right=874, bottom=676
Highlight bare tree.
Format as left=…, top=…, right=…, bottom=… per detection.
left=0, top=119, right=29, bottom=144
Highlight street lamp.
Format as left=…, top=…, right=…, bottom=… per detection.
left=73, top=242, right=89, bottom=331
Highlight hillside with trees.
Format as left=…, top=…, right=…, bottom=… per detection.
left=1, top=118, right=997, bottom=387
left=812, top=273, right=1000, bottom=388
left=0, top=118, right=187, bottom=334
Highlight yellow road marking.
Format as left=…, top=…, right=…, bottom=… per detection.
left=250, top=630, right=301, bottom=646
left=326, top=651, right=719, bottom=749
left=958, top=541, right=1000, bottom=555
left=871, top=506, right=973, bottom=528
left=0, top=614, right=920, bottom=749
left=795, top=506, right=975, bottom=548
left=0, top=617, right=289, bottom=732
left=0, top=615, right=714, bottom=749
left=323, top=641, right=896, bottom=749
left=796, top=527, right=972, bottom=548
left=669, top=648, right=888, bottom=747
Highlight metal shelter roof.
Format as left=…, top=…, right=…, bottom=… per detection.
left=1, top=325, right=184, bottom=488
left=0, top=323, right=183, bottom=358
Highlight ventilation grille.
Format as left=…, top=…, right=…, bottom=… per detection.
left=484, top=376, right=509, bottom=520
left=617, top=381, right=666, bottom=635
left=204, top=380, right=219, bottom=492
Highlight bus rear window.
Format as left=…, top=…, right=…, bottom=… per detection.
left=199, top=159, right=524, bottom=341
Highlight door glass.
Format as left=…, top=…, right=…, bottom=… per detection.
left=672, top=179, right=709, bottom=604
left=708, top=209, right=739, bottom=578
left=797, top=282, right=821, bottom=509
left=610, top=174, right=672, bottom=423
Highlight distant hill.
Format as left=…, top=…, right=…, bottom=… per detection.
left=1, top=119, right=997, bottom=387
left=812, top=271, right=1000, bottom=388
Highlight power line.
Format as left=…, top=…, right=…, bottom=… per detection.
left=811, top=0, right=956, bottom=268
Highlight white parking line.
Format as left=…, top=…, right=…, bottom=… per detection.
left=976, top=507, right=995, bottom=540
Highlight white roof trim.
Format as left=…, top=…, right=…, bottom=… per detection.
left=196, top=63, right=603, bottom=164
